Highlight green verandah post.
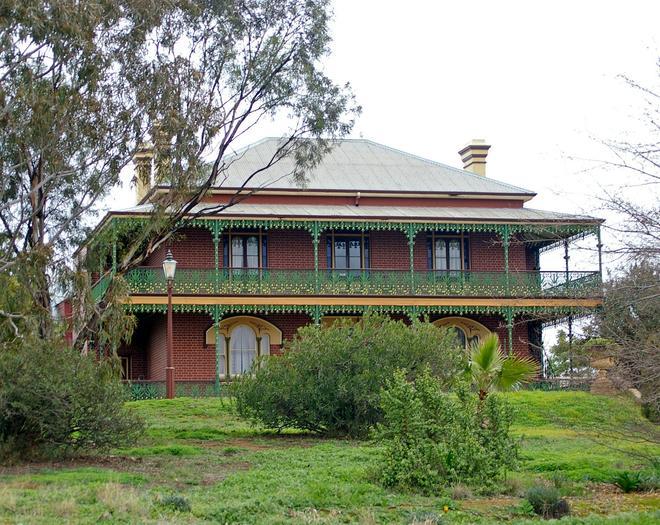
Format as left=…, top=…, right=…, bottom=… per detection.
left=213, top=305, right=222, bottom=396
left=506, top=307, right=514, bottom=355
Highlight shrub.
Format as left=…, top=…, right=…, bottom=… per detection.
left=157, top=494, right=191, bottom=513
left=613, top=471, right=643, bottom=493
left=525, top=485, right=570, bottom=519
left=375, top=369, right=518, bottom=493
left=233, top=315, right=465, bottom=437
left=0, top=342, right=143, bottom=460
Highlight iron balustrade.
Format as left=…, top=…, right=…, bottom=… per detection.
left=107, top=267, right=602, bottom=298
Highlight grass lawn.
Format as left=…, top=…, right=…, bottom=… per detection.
left=0, top=392, right=658, bottom=524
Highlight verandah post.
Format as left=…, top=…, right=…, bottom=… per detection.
left=312, top=221, right=320, bottom=293
left=213, top=306, right=221, bottom=396
left=213, top=221, right=221, bottom=294
left=502, top=224, right=510, bottom=296
left=111, top=220, right=117, bottom=275
left=506, top=307, right=513, bottom=355
left=407, top=223, right=416, bottom=294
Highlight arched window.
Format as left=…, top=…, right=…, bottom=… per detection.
left=205, top=316, right=281, bottom=379
left=216, top=327, right=272, bottom=378
left=451, top=326, right=467, bottom=349
left=230, top=325, right=257, bottom=376
left=433, top=317, right=490, bottom=351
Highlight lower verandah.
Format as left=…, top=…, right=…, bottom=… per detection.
left=118, top=311, right=540, bottom=383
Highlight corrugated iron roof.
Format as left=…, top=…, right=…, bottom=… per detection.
left=114, top=202, right=599, bottom=224
left=213, top=138, right=535, bottom=195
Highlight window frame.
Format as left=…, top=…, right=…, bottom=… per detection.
left=430, top=232, right=470, bottom=272
left=328, top=231, right=370, bottom=271
left=225, top=230, right=266, bottom=270
left=120, top=356, right=131, bottom=380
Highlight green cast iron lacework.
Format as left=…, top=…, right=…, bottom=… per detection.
left=122, top=267, right=601, bottom=299
left=123, top=381, right=225, bottom=400
left=125, top=303, right=597, bottom=320
left=101, top=215, right=599, bottom=239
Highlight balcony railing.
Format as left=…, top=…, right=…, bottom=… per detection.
left=108, top=267, right=602, bottom=299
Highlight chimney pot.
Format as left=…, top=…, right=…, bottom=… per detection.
left=458, top=139, right=491, bottom=176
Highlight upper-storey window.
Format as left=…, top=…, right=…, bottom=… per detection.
left=326, top=232, right=370, bottom=272
left=224, top=232, right=267, bottom=270
left=428, top=233, right=469, bottom=272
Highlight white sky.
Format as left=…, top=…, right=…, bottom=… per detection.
left=112, top=0, right=659, bottom=342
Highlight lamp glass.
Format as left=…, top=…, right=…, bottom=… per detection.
left=162, top=251, right=177, bottom=280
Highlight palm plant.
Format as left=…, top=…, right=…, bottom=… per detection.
left=469, top=333, right=539, bottom=400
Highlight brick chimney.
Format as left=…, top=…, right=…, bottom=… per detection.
left=458, top=139, right=491, bottom=176
left=133, top=143, right=154, bottom=203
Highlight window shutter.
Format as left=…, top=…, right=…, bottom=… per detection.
left=427, top=234, right=433, bottom=269
left=463, top=237, right=470, bottom=269
left=364, top=235, right=370, bottom=269
left=261, top=235, right=268, bottom=268
left=326, top=235, right=332, bottom=269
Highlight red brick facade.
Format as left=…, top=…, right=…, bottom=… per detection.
left=120, top=225, right=540, bottom=381
left=120, top=310, right=533, bottom=381
left=140, top=228, right=529, bottom=273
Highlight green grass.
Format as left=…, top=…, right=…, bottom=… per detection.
left=0, top=392, right=658, bottom=524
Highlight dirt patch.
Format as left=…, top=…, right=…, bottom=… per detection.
left=0, top=455, right=141, bottom=477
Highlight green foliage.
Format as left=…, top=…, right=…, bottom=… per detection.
left=0, top=342, right=143, bottom=460
left=157, top=494, right=191, bottom=513
left=545, top=330, right=592, bottom=377
left=233, top=315, right=465, bottom=437
left=375, top=369, right=518, bottom=493
left=613, top=471, right=643, bottom=493
left=525, top=484, right=570, bottom=519
left=590, top=260, right=659, bottom=417
left=468, top=333, right=538, bottom=399
left=1, top=394, right=659, bottom=524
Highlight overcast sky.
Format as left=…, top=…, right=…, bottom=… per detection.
left=113, top=0, right=658, bottom=275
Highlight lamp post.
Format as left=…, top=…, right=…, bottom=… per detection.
left=162, top=249, right=177, bottom=399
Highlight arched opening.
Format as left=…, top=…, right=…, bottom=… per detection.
left=433, top=317, right=490, bottom=350
left=206, top=316, right=281, bottom=378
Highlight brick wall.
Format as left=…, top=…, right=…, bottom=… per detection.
left=144, top=227, right=215, bottom=268
left=139, top=227, right=532, bottom=273
left=147, top=318, right=167, bottom=380
left=469, top=233, right=528, bottom=272
left=268, top=230, right=314, bottom=269
left=130, top=310, right=534, bottom=380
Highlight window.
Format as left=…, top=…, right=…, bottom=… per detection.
left=218, top=325, right=271, bottom=377
left=428, top=233, right=469, bottom=273
left=223, top=232, right=267, bottom=272
left=327, top=232, right=369, bottom=273
left=451, top=326, right=467, bottom=349
left=120, top=356, right=131, bottom=380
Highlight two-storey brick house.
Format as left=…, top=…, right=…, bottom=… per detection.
left=89, top=138, right=603, bottom=394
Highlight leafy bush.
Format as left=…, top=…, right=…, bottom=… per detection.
left=375, top=368, right=518, bottom=493
left=525, top=485, right=570, bottom=519
left=613, top=471, right=643, bottom=493
left=157, top=494, right=191, bottom=513
left=0, top=342, right=143, bottom=460
left=233, top=315, right=465, bottom=437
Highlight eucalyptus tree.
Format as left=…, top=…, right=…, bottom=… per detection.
left=0, top=0, right=358, bottom=347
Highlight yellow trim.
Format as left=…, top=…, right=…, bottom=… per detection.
left=205, top=315, right=282, bottom=346
left=128, top=296, right=602, bottom=308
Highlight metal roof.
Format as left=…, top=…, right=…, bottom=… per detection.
left=213, top=138, right=535, bottom=196
left=115, top=202, right=599, bottom=224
